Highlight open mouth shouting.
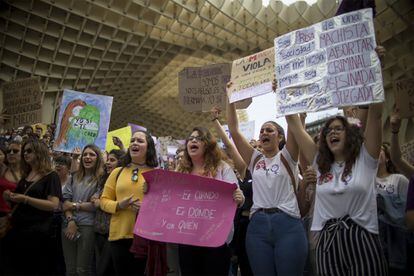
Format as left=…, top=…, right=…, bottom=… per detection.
left=261, top=137, right=270, bottom=144
left=130, top=146, right=140, bottom=155
left=188, top=143, right=200, bottom=154
left=83, top=159, right=94, bottom=168
left=329, top=136, right=340, bottom=146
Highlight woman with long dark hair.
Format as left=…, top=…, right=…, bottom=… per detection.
left=226, top=90, right=308, bottom=275
left=376, top=143, right=411, bottom=273
left=61, top=144, right=104, bottom=276
left=176, top=126, right=244, bottom=276
left=92, top=149, right=125, bottom=276
left=100, top=130, right=158, bottom=275
left=0, top=142, right=23, bottom=212
left=0, top=144, right=18, bottom=216
left=287, top=102, right=388, bottom=275
left=3, top=139, right=62, bottom=275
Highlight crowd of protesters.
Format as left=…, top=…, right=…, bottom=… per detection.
left=0, top=84, right=413, bottom=276
left=1, top=3, right=414, bottom=276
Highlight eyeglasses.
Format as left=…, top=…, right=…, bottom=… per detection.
left=23, top=148, right=33, bottom=154
left=131, top=168, right=139, bottom=182
left=187, top=136, right=203, bottom=142
left=7, top=149, right=20, bottom=154
left=323, top=126, right=345, bottom=136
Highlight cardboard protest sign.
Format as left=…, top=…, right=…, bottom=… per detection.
left=105, top=126, right=132, bottom=152
left=179, top=63, right=231, bottom=112
left=222, top=121, right=255, bottom=142
left=135, top=169, right=237, bottom=247
left=274, top=8, right=384, bottom=116
left=229, top=47, right=275, bottom=103
left=401, top=140, right=414, bottom=165
left=54, top=89, right=113, bottom=153
left=178, top=64, right=251, bottom=112
left=2, top=77, right=42, bottom=128
left=394, top=79, right=414, bottom=118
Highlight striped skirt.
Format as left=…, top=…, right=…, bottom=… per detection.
left=316, top=216, right=388, bottom=276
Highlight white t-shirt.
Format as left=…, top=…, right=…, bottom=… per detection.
left=214, top=161, right=238, bottom=185
left=376, top=174, right=409, bottom=199
left=212, top=161, right=238, bottom=244
left=248, top=146, right=301, bottom=218
left=311, top=144, right=379, bottom=233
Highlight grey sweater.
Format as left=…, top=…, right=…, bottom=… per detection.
left=62, top=174, right=99, bottom=226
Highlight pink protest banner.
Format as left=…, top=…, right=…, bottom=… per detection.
left=134, top=169, right=237, bottom=247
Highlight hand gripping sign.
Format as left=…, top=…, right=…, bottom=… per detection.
left=134, top=169, right=237, bottom=247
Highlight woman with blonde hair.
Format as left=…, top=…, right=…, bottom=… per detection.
left=176, top=126, right=244, bottom=276
left=62, top=144, right=104, bottom=276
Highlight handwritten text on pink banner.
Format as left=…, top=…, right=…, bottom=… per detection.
left=134, top=169, right=237, bottom=247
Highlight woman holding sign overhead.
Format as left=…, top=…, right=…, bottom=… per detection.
left=176, top=126, right=244, bottom=276
left=285, top=102, right=388, bottom=275
left=100, top=130, right=158, bottom=276
left=226, top=83, right=308, bottom=276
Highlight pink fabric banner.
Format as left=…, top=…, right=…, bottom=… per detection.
left=134, top=169, right=237, bottom=247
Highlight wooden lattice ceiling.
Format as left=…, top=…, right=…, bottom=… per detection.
left=0, top=0, right=413, bottom=139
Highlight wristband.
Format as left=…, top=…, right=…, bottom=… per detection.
left=358, top=105, right=369, bottom=110
left=66, top=216, right=74, bottom=222
left=211, top=117, right=218, bottom=122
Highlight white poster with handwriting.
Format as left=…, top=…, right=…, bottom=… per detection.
left=229, top=48, right=275, bottom=103
left=274, top=8, right=384, bottom=117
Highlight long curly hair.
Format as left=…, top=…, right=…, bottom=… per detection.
left=317, top=116, right=363, bottom=182
left=177, top=127, right=229, bottom=177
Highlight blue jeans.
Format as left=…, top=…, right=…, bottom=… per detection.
left=62, top=225, right=95, bottom=276
left=246, top=211, right=308, bottom=276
